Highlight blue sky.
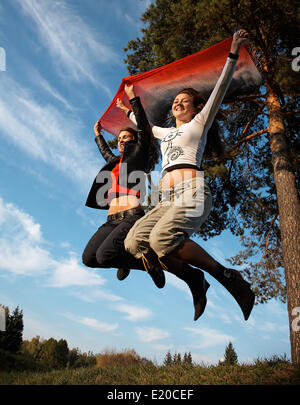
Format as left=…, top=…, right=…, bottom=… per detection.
left=0, top=0, right=290, bottom=366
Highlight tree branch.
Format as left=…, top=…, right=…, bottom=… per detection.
left=237, top=93, right=266, bottom=100
left=233, top=128, right=269, bottom=150
left=238, top=102, right=267, bottom=141
left=283, top=110, right=300, bottom=116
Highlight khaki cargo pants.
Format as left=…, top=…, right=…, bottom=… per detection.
left=124, top=175, right=212, bottom=260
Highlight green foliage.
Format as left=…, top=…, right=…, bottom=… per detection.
left=1, top=354, right=299, bottom=385
left=37, top=338, right=69, bottom=369
left=96, top=348, right=150, bottom=368
left=0, top=305, right=23, bottom=354
left=224, top=341, right=239, bottom=365
left=69, top=350, right=96, bottom=369
left=107, top=137, right=118, bottom=150
left=0, top=348, right=45, bottom=372
left=123, top=0, right=300, bottom=304
left=21, top=336, right=96, bottom=370
left=163, top=350, right=173, bottom=365
left=163, top=350, right=194, bottom=366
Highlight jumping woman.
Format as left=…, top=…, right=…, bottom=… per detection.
left=82, top=98, right=165, bottom=289
left=122, top=29, right=255, bottom=321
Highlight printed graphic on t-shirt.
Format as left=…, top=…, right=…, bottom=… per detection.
left=162, top=129, right=184, bottom=169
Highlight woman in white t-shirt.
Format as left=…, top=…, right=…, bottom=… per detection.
left=120, top=30, right=255, bottom=321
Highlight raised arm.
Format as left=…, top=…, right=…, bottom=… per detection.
left=116, top=91, right=137, bottom=126
left=93, top=120, right=116, bottom=163
left=198, top=29, right=249, bottom=129
left=117, top=84, right=153, bottom=144
left=117, top=85, right=165, bottom=140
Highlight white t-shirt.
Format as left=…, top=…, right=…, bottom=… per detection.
left=129, top=56, right=237, bottom=172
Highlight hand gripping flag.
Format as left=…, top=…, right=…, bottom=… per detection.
left=100, top=38, right=262, bottom=136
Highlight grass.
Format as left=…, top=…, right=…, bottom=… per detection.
left=0, top=350, right=300, bottom=385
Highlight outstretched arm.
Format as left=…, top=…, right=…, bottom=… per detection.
left=198, top=29, right=249, bottom=129
left=119, top=84, right=153, bottom=145
left=118, top=85, right=165, bottom=140
left=93, top=120, right=116, bottom=162
left=116, top=84, right=139, bottom=126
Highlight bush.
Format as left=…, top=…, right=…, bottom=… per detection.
left=0, top=349, right=45, bottom=372
left=96, top=349, right=152, bottom=368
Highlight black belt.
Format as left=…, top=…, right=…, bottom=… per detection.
left=107, top=207, right=144, bottom=222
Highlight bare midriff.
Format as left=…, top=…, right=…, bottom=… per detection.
left=161, top=168, right=200, bottom=189
left=107, top=195, right=142, bottom=215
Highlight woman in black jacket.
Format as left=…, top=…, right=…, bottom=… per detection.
left=82, top=93, right=165, bottom=288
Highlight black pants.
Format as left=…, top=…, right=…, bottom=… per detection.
left=82, top=208, right=146, bottom=270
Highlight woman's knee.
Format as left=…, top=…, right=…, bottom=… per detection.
left=124, top=232, right=140, bottom=256
left=95, top=250, right=109, bottom=267
left=82, top=250, right=97, bottom=268
left=148, top=228, right=165, bottom=257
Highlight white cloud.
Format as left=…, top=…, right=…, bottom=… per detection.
left=0, top=76, right=99, bottom=187
left=136, top=326, right=170, bottom=342
left=259, top=321, right=276, bottom=332
left=184, top=326, right=234, bottom=349
left=191, top=352, right=220, bottom=366
left=47, top=255, right=105, bottom=288
left=220, top=313, right=232, bottom=324
left=153, top=343, right=174, bottom=351
left=0, top=197, right=51, bottom=275
left=114, top=303, right=152, bottom=322
left=35, top=71, right=75, bottom=111
left=17, top=0, right=119, bottom=91
left=23, top=312, right=66, bottom=342
left=0, top=196, right=105, bottom=288
left=64, top=313, right=118, bottom=333
left=71, top=288, right=122, bottom=303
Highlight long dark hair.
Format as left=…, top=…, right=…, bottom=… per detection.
left=118, top=126, right=138, bottom=142
left=175, top=88, right=225, bottom=159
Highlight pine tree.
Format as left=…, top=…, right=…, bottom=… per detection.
left=183, top=351, right=193, bottom=366
left=0, top=305, right=23, bottom=354
left=224, top=342, right=238, bottom=365
left=163, top=350, right=173, bottom=365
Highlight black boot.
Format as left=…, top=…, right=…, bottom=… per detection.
left=159, top=257, right=210, bottom=321
left=148, top=265, right=166, bottom=289
left=181, top=264, right=210, bottom=321
left=141, top=254, right=166, bottom=289
left=117, top=268, right=130, bottom=280
left=214, top=265, right=255, bottom=321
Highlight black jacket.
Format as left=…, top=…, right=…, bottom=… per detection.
left=85, top=96, right=152, bottom=210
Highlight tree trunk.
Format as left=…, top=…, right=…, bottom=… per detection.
left=267, top=88, right=300, bottom=364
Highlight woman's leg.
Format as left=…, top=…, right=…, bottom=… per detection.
left=124, top=203, right=170, bottom=259
left=82, top=220, right=115, bottom=268
left=144, top=249, right=210, bottom=321
left=147, top=179, right=255, bottom=320
left=171, top=239, right=220, bottom=273
left=169, top=239, right=255, bottom=320
left=125, top=179, right=212, bottom=320
left=95, top=215, right=165, bottom=288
